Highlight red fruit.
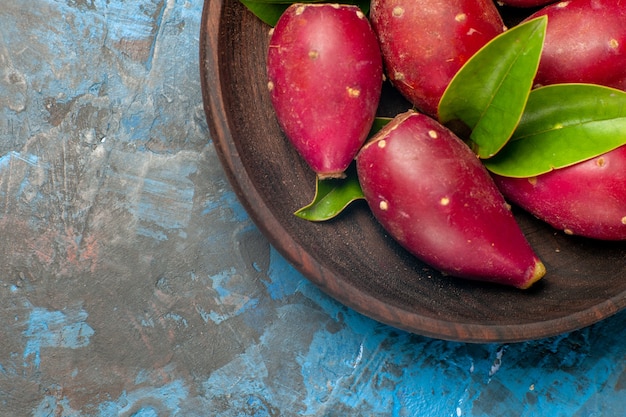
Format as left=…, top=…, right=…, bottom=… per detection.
left=267, top=3, right=383, bottom=179
left=356, top=110, right=545, bottom=288
left=369, top=0, right=505, bottom=117
left=525, top=0, right=626, bottom=90
left=492, top=146, right=626, bottom=240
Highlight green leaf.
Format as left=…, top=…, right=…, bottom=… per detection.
left=295, top=164, right=364, bottom=221
left=484, top=84, right=626, bottom=177
left=294, top=117, right=389, bottom=222
left=369, top=116, right=392, bottom=137
left=240, top=0, right=370, bottom=27
left=438, top=16, right=547, bottom=159
left=240, top=0, right=289, bottom=26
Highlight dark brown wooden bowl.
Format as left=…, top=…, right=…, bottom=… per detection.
left=199, top=0, right=626, bottom=342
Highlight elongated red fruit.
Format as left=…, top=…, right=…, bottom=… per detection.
left=492, top=146, right=626, bottom=240
left=369, top=0, right=505, bottom=117
left=356, top=110, right=545, bottom=288
left=525, top=0, right=626, bottom=89
left=267, top=3, right=383, bottom=179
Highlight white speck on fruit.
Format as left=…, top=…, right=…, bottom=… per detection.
left=379, top=200, right=389, bottom=211
left=356, top=10, right=365, bottom=19
left=455, top=13, right=466, bottom=22
left=564, top=228, right=574, bottom=235
left=347, top=86, right=361, bottom=98
left=268, top=28, right=274, bottom=36
left=309, top=50, right=319, bottom=60
left=556, top=1, right=569, bottom=7
left=609, top=38, right=619, bottom=50
left=467, top=28, right=478, bottom=36
left=267, top=81, right=274, bottom=91
left=428, top=130, right=438, bottom=139
left=378, top=139, right=386, bottom=148
left=295, top=5, right=305, bottom=14
left=621, top=216, right=626, bottom=225
left=330, top=3, right=340, bottom=9
left=392, top=6, right=404, bottom=17
left=393, top=71, right=405, bottom=81
left=440, top=197, right=450, bottom=206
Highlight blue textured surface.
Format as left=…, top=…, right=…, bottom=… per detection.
left=1, top=1, right=625, bottom=416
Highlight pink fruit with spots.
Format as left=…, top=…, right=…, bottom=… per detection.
left=266, top=3, right=383, bottom=179
left=492, top=146, right=626, bottom=240
left=369, top=0, right=505, bottom=117
left=524, top=0, right=626, bottom=89
left=356, top=110, right=546, bottom=288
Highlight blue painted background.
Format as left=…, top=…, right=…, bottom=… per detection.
left=0, top=0, right=625, bottom=415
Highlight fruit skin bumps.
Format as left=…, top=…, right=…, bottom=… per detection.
left=493, top=146, right=626, bottom=241
left=266, top=3, right=383, bottom=179
left=356, top=111, right=546, bottom=289
left=369, top=0, right=505, bottom=117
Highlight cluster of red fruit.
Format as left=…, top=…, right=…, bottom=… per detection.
left=265, top=0, right=626, bottom=288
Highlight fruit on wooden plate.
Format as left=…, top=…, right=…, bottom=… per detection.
left=266, top=3, right=383, bottom=179
left=369, top=0, right=505, bottom=117
left=356, top=110, right=545, bottom=288
left=492, top=145, right=626, bottom=240
left=525, top=0, right=626, bottom=89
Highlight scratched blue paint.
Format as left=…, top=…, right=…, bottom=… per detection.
left=206, top=267, right=260, bottom=324
left=33, top=380, right=189, bottom=417
left=145, top=1, right=167, bottom=71
left=202, top=189, right=250, bottom=223
left=201, top=344, right=276, bottom=415
left=0, top=151, right=39, bottom=169
left=163, top=312, right=189, bottom=328
left=121, top=114, right=146, bottom=140
left=137, top=176, right=195, bottom=226
left=97, top=380, right=189, bottom=417
left=0, top=152, right=38, bottom=202
left=106, top=155, right=198, bottom=241
left=264, top=245, right=307, bottom=301
left=7, top=7, right=106, bottom=100
left=33, top=392, right=81, bottom=417
left=100, top=0, right=163, bottom=41
left=23, top=307, right=94, bottom=369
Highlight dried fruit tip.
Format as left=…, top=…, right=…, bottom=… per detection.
left=517, top=259, right=546, bottom=290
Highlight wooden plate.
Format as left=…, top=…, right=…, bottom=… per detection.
left=199, top=0, right=626, bottom=342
